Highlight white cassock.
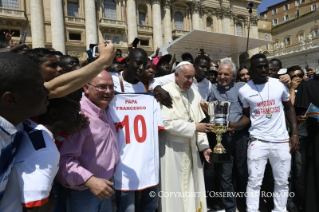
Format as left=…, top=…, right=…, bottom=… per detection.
left=159, top=82, right=209, bottom=212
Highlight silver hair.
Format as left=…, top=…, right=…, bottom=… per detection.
left=218, top=60, right=237, bottom=75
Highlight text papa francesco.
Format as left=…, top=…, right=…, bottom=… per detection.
left=116, top=99, right=147, bottom=110
left=116, top=106, right=147, bottom=110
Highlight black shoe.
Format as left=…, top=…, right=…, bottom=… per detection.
left=207, top=197, right=221, bottom=211
left=287, top=201, right=299, bottom=212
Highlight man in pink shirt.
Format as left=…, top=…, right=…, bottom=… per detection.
left=56, top=71, right=119, bottom=212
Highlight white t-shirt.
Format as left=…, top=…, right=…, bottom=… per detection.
left=0, top=116, right=23, bottom=205
left=239, top=78, right=290, bottom=142
left=192, top=77, right=213, bottom=100
left=0, top=119, right=59, bottom=211
left=109, top=93, right=163, bottom=191
left=111, top=72, right=146, bottom=93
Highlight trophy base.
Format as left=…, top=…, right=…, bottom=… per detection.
left=210, top=153, right=231, bottom=163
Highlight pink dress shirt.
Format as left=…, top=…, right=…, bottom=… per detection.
left=56, top=96, right=120, bottom=190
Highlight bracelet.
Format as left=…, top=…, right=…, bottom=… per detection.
left=291, top=134, right=299, bottom=138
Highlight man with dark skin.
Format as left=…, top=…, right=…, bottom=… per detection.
left=269, top=58, right=282, bottom=78
left=234, top=54, right=299, bottom=212
left=0, top=91, right=83, bottom=212
left=58, top=55, right=80, bottom=73
left=111, top=49, right=162, bottom=211
left=0, top=52, right=50, bottom=207
left=192, top=55, right=212, bottom=100
left=156, top=54, right=172, bottom=77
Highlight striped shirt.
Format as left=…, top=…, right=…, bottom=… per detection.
left=56, top=96, right=120, bottom=190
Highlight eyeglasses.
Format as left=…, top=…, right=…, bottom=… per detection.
left=291, top=73, right=304, bottom=80
left=87, top=83, right=116, bottom=92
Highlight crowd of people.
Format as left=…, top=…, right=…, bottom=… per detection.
left=0, top=31, right=319, bottom=212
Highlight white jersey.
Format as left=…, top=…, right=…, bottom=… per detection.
left=109, top=93, right=163, bottom=191
left=0, top=119, right=59, bottom=211
left=239, top=78, right=290, bottom=142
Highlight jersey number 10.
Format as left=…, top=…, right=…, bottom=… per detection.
left=121, top=115, right=147, bottom=144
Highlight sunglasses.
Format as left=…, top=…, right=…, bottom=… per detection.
left=291, top=73, right=304, bottom=80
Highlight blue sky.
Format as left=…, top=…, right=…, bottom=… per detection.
left=257, top=0, right=286, bottom=14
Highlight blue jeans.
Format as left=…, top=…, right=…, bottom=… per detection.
left=52, top=182, right=67, bottom=212
left=65, top=188, right=112, bottom=212
left=116, top=186, right=158, bottom=212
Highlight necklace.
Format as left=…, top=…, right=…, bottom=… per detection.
left=179, top=91, right=194, bottom=122
left=254, top=80, right=272, bottom=119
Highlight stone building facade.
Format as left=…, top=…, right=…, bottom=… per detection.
left=0, top=0, right=260, bottom=62
left=259, top=0, right=319, bottom=69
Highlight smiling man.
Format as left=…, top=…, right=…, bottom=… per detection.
left=235, top=54, right=299, bottom=212
left=111, top=48, right=148, bottom=93
left=56, top=71, right=119, bottom=212
left=159, top=62, right=212, bottom=212
left=206, top=60, right=249, bottom=212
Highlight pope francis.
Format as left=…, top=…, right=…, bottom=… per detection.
left=158, top=62, right=213, bottom=212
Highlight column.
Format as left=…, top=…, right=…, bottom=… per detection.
left=250, top=15, right=259, bottom=39
left=222, top=18, right=231, bottom=34
left=50, top=0, right=66, bottom=53
left=30, top=0, right=45, bottom=48
left=126, top=0, right=138, bottom=44
left=84, top=0, right=98, bottom=49
left=191, top=2, right=200, bottom=30
left=163, top=1, right=172, bottom=43
left=152, top=0, right=163, bottom=49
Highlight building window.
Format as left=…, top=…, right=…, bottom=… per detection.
left=272, top=8, right=278, bottom=15
left=0, top=29, right=20, bottom=37
left=104, top=0, right=116, bottom=20
left=295, top=1, right=299, bottom=6
left=285, top=37, right=291, bottom=45
left=67, top=2, right=79, bottom=17
left=236, top=23, right=243, bottom=36
left=174, top=12, right=183, bottom=30
left=263, top=14, right=267, bottom=20
left=283, top=4, right=289, bottom=11
left=284, top=15, right=290, bottom=21
left=0, top=0, right=19, bottom=9
left=313, top=28, right=319, bottom=37
left=311, top=4, right=317, bottom=11
left=69, top=33, right=81, bottom=41
left=273, top=18, right=278, bottom=25
left=295, top=11, right=299, bottom=18
left=206, top=17, right=212, bottom=28
left=140, top=39, right=149, bottom=46
left=139, top=12, right=146, bottom=25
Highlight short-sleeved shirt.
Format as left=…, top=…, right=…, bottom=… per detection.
left=0, top=116, right=23, bottom=205
left=0, top=119, right=59, bottom=211
left=238, top=78, right=290, bottom=142
left=111, top=72, right=146, bottom=93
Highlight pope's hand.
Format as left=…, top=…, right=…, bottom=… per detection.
left=196, top=123, right=213, bottom=133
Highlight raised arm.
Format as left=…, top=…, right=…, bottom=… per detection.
left=45, top=41, right=116, bottom=99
